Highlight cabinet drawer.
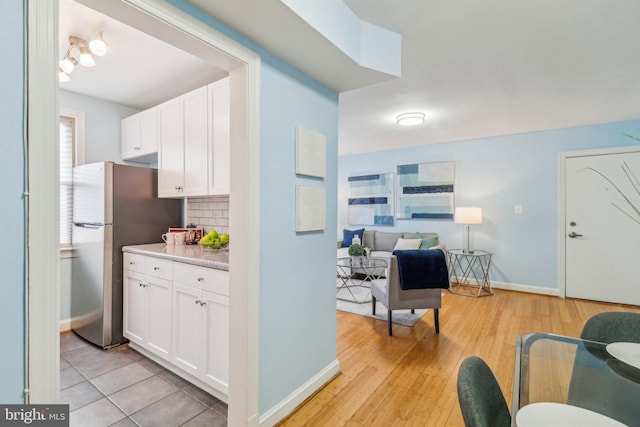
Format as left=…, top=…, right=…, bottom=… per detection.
left=124, top=253, right=146, bottom=273
left=173, top=262, right=229, bottom=296
left=146, top=257, right=173, bottom=281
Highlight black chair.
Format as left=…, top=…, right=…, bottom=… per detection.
left=580, top=312, right=640, bottom=343
left=457, top=356, right=511, bottom=427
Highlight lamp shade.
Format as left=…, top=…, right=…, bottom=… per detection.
left=79, top=46, right=96, bottom=67
left=89, top=32, right=108, bottom=56
left=454, top=207, right=482, bottom=225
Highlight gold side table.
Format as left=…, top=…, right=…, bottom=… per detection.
left=446, top=249, right=493, bottom=297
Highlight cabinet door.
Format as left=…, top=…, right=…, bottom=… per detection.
left=121, top=114, right=141, bottom=160
left=123, top=270, right=147, bottom=346
left=201, top=290, right=229, bottom=393
left=158, top=98, right=184, bottom=198
left=138, top=108, right=158, bottom=157
left=146, top=276, right=172, bottom=358
left=172, top=282, right=202, bottom=376
left=208, top=78, right=230, bottom=195
left=182, top=87, right=209, bottom=197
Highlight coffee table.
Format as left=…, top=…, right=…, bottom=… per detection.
left=336, top=257, right=387, bottom=304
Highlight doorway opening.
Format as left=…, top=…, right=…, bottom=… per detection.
left=27, top=0, right=260, bottom=423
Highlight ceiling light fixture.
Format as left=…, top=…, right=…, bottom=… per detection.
left=396, top=112, right=425, bottom=127
left=59, top=33, right=108, bottom=82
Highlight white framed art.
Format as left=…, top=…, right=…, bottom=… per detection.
left=296, top=185, right=326, bottom=232
left=396, top=161, right=455, bottom=219
left=295, top=126, right=326, bottom=178
left=348, top=172, right=395, bottom=225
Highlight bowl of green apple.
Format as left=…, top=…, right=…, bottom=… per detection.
left=199, top=229, right=229, bottom=251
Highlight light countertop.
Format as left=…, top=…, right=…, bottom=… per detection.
left=123, top=243, right=229, bottom=271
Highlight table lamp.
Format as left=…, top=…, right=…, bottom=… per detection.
left=454, top=207, right=482, bottom=253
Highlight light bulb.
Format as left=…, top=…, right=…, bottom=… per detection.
left=79, top=46, right=96, bottom=67
left=59, top=57, right=76, bottom=74
left=89, top=32, right=108, bottom=56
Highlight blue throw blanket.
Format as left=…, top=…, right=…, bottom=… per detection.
left=392, top=249, right=449, bottom=290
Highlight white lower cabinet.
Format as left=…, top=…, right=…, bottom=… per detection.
left=123, top=252, right=229, bottom=401
left=123, top=255, right=172, bottom=359
left=172, top=262, right=229, bottom=394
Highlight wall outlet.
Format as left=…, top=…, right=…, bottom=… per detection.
left=514, top=205, right=523, bottom=214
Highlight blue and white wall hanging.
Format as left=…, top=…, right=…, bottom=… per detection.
left=396, top=161, right=455, bottom=220
left=348, top=173, right=395, bottom=225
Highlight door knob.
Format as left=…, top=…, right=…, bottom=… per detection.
left=568, top=232, right=583, bottom=238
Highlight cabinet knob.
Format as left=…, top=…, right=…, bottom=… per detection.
left=200, top=301, right=207, bottom=306
left=134, top=146, right=141, bottom=150
left=154, top=266, right=159, bottom=271
left=129, top=261, right=135, bottom=265
left=197, top=277, right=204, bottom=282
left=195, top=299, right=201, bottom=305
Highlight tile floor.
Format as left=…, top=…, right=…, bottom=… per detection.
left=60, top=331, right=227, bottom=427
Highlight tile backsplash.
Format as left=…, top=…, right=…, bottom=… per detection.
left=186, top=195, right=229, bottom=235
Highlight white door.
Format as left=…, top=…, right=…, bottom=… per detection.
left=146, top=276, right=173, bottom=358
left=123, top=270, right=147, bottom=345
left=172, top=282, right=202, bottom=376
left=201, top=290, right=229, bottom=393
left=564, top=148, right=640, bottom=305
left=208, top=78, right=231, bottom=195
left=182, top=87, right=209, bottom=196
left=158, top=98, right=184, bottom=197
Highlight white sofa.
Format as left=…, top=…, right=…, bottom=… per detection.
left=337, top=230, right=445, bottom=277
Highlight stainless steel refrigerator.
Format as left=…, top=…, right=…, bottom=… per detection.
left=71, top=161, right=181, bottom=348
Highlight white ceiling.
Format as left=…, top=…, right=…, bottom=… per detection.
left=60, top=0, right=640, bottom=155
left=59, top=0, right=227, bottom=110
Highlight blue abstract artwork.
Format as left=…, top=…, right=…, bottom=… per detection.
left=396, top=161, right=455, bottom=220
left=348, top=173, right=394, bottom=225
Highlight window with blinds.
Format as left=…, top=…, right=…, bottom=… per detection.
left=60, top=116, right=75, bottom=247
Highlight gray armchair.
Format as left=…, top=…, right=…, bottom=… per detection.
left=370, top=254, right=445, bottom=336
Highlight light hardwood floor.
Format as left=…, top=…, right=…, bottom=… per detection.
left=278, top=289, right=640, bottom=426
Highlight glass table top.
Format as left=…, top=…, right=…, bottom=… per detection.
left=336, top=257, right=387, bottom=268
left=513, top=332, right=640, bottom=426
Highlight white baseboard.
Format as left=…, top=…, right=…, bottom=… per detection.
left=259, top=359, right=341, bottom=427
left=491, top=280, right=560, bottom=297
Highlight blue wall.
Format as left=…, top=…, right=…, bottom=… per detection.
left=0, top=0, right=25, bottom=403
left=166, top=0, right=340, bottom=416
left=259, top=60, right=338, bottom=413
left=339, top=121, right=640, bottom=290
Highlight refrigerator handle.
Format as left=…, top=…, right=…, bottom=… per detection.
left=74, top=222, right=109, bottom=229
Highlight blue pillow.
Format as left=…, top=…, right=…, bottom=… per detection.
left=416, top=233, right=439, bottom=249
left=342, top=228, right=365, bottom=247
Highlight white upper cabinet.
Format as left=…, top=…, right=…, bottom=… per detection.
left=208, top=77, right=230, bottom=195
left=182, top=87, right=209, bottom=197
left=121, top=107, right=158, bottom=162
left=157, top=78, right=230, bottom=198
left=158, top=98, right=185, bottom=197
